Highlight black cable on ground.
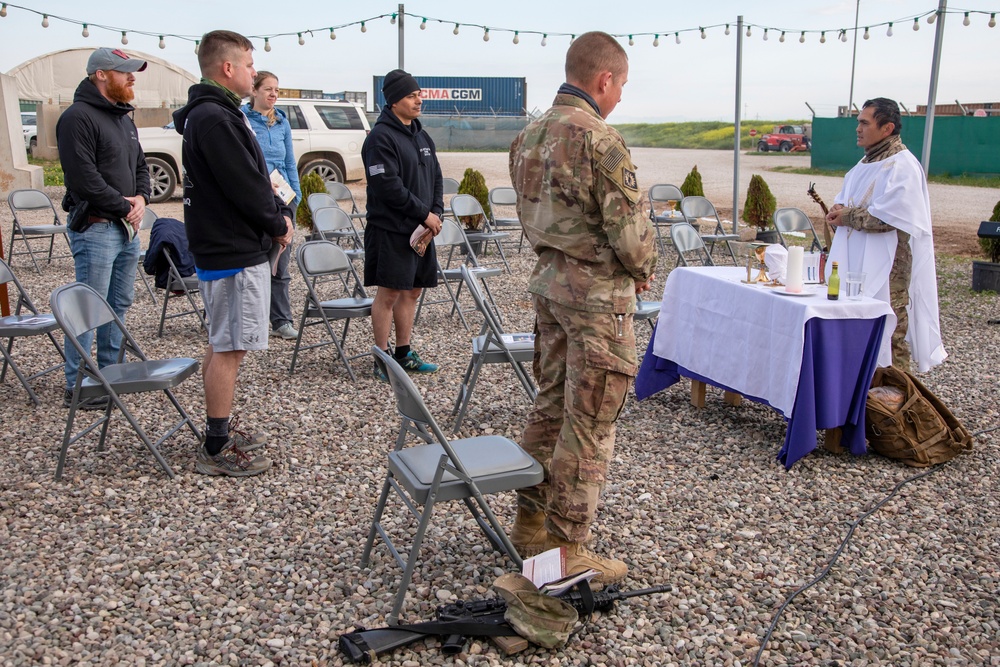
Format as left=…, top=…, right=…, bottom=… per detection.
left=752, top=423, right=997, bottom=667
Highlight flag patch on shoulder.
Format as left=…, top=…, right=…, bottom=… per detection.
left=369, top=164, right=386, bottom=176
left=600, top=146, right=625, bottom=172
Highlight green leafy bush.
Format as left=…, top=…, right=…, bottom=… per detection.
left=982, top=200, right=1000, bottom=263
left=742, top=174, right=777, bottom=230
left=680, top=165, right=704, bottom=199
left=296, top=172, right=326, bottom=230
left=457, top=167, right=491, bottom=230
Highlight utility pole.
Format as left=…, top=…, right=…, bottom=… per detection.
left=922, top=0, right=947, bottom=173
left=398, top=3, right=405, bottom=70
left=847, top=0, right=860, bottom=114
left=732, top=16, right=743, bottom=234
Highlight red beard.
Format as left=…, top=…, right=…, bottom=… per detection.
left=106, top=77, right=135, bottom=104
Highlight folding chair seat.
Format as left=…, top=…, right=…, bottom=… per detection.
left=488, top=187, right=526, bottom=253
left=49, top=282, right=202, bottom=480
left=362, top=346, right=544, bottom=624
left=774, top=207, right=823, bottom=252
left=647, top=184, right=686, bottom=256
left=680, top=196, right=739, bottom=265
left=414, top=219, right=502, bottom=332
left=6, top=189, right=72, bottom=273
left=451, top=265, right=536, bottom=432
left=451, top=194, right=512, bottom=274
left=289, top=241, right=373, bottom=380
left=312, top=206, right=364, bottom=262
left=0, top=258, right=65, bottom=406
left=325, top=181, right=367, bottom=227
left=135, top=207, right=159, bottom=305
left=671, top=221, right=715, bottom=267
left=158, top=247, right=206, bottom=336
left=634, top=294, right=662, bottom=333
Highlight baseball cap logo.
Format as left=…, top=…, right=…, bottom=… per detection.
left=111, top=49, right=130, bottom=60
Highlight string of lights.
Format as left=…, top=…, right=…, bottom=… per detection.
left=0, top=2, right=996, bottom=53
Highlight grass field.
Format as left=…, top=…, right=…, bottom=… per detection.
left=615, top=119, right=809, bottom=151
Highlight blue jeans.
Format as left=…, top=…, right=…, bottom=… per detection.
left=64, top=222, right=140, bottom=390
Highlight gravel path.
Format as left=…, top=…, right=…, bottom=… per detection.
left=0, top=175, right=997, bottom=666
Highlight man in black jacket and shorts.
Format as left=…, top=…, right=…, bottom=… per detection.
left=362, top=69, right=444, bottom=381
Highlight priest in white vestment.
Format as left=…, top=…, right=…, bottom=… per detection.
left=825, top=97, right=946, bottom=372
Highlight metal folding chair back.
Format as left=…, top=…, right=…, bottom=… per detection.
left=312, top=206, right=363, bottom=250
left=325, top=181, right=366, bottom=225
left=49, top=282, right=202, bottom=480
left=671, top=221, right=715, bottom=267
left=158, top=247, right=206, bottom=336
left=451, top=194, right=511, bottom=273
left=451, top=265, right=537, bottom=433
left=307, top=192, right=338, bottom=217
left=774, top=207, right=823, bottom=252
left=6, top=189, right=72, bottom=273
left=135, top=208, right=159, bottom=305
left=680, top=196, right=739, bottom=264
left=488, top=186, right=526, bottom=252
left=648, top=183, right=685, bottom=256
left=290, top=241, right=373, bottom=380
left=362, top=346, right=544, bottom=624
left=0, top=258, right=65, bottom=406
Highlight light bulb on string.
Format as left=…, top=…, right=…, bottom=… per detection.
left=912, top=18, right=919, bottom=31
left=887, top=22, right=893, bottom=36
left=541, top=34, right=547, bottom=46
left=724, top=24, right=730, bottom=36
left=513, top=31, right=519, bottom=44
left=264, top=37, right=271, bottom=52
left=990, top=14, right=997, bottom=28
left=927, top=12, right=936, bottom=24
left=746, top=25, right=751, bottom=37
left=700, top=28, right=706, bottom=40
left=420, top=18, right=427, bottom=30
left=779, top=31, right=785, bottom=43
left=41, top=14, right=48, bottom=27
left=820, top=31, right=826, bottom=43
left=653, top=34, right=659, bottom=46
left=799, top=31, right=805, bottom=43
left=963, top=12, right=971, bottom=27
left=628, top=34, right=634, bottom=46
left=360, top=22, right=366, bottom=33
left=453, top=23, right=460, bottom=35
left=329, top=28, right=336, bottom=40
left=194, top=40, right=200, bottom=55
left=840, top=30, right=847, bottom=42
left=863, top=27, right=869, bottom=40
left=763, top=28, right=768, bottom=41
left=298, top=33, right=305, bottom=45
left=570, top=34, right=575, bottom=44
left=121, top=31, right=128, bottom=45
left=390, top=13, right=396, bottom=25
left=674, top=32, right=680, bottom=44
left=0, top=4, right=7, bottom=18
left=82, top=23, right=89, bottom=37
left=159, top=36, right=166, bottom=49
left=483, top=28, right=490, bottom=42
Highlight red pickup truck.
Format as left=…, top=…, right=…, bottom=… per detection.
left=757, top=125, right=811, bottom=152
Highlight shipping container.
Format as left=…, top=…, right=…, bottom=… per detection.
left=325, top=91, right=369, bottom=108
left=373, top=76, right=526, bottom=117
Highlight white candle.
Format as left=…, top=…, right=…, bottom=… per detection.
left=786, top=246, right=804, bottom=293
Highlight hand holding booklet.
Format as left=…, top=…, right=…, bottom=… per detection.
left=409, top=225, right=434, bottom=256
left=269, top=169, right=296, bottom=205
left=521, top=547, right=599, bottom=595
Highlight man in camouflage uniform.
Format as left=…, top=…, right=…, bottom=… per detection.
left=508, top=31, right=657, bottom=584
left=826, top=97, right=944, bottom=371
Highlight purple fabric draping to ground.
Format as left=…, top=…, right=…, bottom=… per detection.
left=635, top=316, right=887, bottom=468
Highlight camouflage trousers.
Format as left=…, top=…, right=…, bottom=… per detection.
left=518, top=294, right=638, bottom=543
left=890, top=230, right=912, bottom=369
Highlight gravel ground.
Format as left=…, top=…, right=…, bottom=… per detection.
left=0, top=163, right=998, bottom=666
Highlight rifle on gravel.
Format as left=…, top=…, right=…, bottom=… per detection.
left=338, top=582, right=670, bottom=663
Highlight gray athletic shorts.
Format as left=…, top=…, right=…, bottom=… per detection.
left=199, top=261, right=271, bottom=352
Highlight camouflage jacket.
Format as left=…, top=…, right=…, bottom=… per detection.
left=509, top=93, right=656, bottom=314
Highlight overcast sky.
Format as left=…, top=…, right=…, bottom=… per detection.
left=3, top=0, right=999, bottom=122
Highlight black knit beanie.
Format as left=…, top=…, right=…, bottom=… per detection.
left=383, top=69, right=420, bottom=107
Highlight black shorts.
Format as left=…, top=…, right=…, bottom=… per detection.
left=363, top=225, right=439, bottom=290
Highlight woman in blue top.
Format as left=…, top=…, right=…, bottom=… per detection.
left=243, top=71, right=303, bottom=340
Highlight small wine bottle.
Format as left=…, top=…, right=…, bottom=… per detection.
left=827, top=261, right=840, bottom=300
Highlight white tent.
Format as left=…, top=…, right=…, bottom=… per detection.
left=6, top=47, right=196, bottom=108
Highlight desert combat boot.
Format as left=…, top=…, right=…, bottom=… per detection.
left=544, top=535, right=628, bottom=584
left=510, top=507, right=547, bottom=557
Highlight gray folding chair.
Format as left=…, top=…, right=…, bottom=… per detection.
left=290, top=241, right=373, bottom=380
left=307, top=192, right=338, bottom=218
left=488, top=186, right=526, bottom=252
left=135, top=207, right=159, bottom=305
left=362, top=346, right=544, bottom=624
left=452, top=265, right=537, bottom=433
left=0, top=258, right=65, bottom=406
left=414, top=219, right=502, bottom=332
left=774, top=207, right=823, bottom=252
left=6, top=189, right=72, bottom=273
left=50, top=282, right=202, bottom=480
left=312, top=206, right=364, bottom=261
left=441, top=177, right=460, bottom=218
left=325, top=181, right=366, bottom=227
left=647, top=184, right=686, bottom=256
left=680, top=196, right=739, bottom=265
left=634, top=294, right=662, bottom=333
left=452, top=194, right=512, bottom=274
left=671, top=221, right=715, bottom=267
left=158, top=247, right=206, bottom=336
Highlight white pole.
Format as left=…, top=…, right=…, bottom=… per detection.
left=732, top=16, right=743, bottom=235
left=398, top=3, right=405, bottom=70
left=847, top=0, right=861, bottom=114
left=921, top=0, right=947, bottom=173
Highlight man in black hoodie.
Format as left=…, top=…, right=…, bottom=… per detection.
left=173, top=30, right=293, bottom=477
left=56, top=47, right=151, bottom=411
left=362, top=69, right=444, bottom=381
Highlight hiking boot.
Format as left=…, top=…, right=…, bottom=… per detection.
left=510, top=507, right=547, bottom=557
left=270, top=323, right=299, bottom=340
left=195, top=439, right=272, bottom=477
left=373, top=360, right=389, bottom=383
left=544, top=535, right=628, bottom=584
left=228, top=415, right=266, bottom=453
left=398, top=350, right=439, bottom=374
left=63, top=389, right=109, bottom=411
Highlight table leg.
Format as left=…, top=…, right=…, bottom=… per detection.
left=823, top=427, right=846, bottom=454
left=723, top=391, right=743, bottom=406
left=690, top=379, right=706, bottom=408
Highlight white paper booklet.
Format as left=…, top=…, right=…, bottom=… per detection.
left=270, top=169, right=296, bottom=205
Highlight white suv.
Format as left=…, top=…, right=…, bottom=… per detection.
left=137, top=99, right=370, bottom=203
